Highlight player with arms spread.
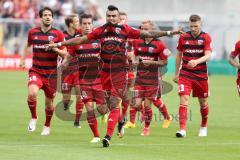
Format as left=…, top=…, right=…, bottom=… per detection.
left=47, top=5, right=182, bottom=147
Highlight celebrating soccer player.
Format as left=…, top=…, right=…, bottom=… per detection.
left=46, top=5, right=182, bottom=147
left=174, top=15, right=212, bottom=137
left=19, top=7, right=66, bottom=135
left=61, top=14, right=84, bottom=128
left=61, top=14, right=108, bottom=143
left=132, top=20, right=172, bottom=136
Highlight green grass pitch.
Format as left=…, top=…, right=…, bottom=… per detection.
left=0, top=71, right=239, bottom=160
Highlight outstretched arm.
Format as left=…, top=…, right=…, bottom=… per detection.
left=46, top=35, right=90, bottom=49
left=141, top=59, right=167, bottom=66
left=140, top=29, right=183, bottom=39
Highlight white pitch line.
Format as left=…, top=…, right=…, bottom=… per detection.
left=0, top=142, right=240, bottom=148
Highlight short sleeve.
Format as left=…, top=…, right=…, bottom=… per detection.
left=87, top=26, right=102, bottom=40
left=177, top=35, right=183, bottom=52
left=27, top=29, right=33, bottom=46
left=158, top=41, right=170, bottom=60
left=204, top=33, right=212, bottom=51
left=231, top=41, right=240, bottom=58
left=125, top=25, right=141, bottom=39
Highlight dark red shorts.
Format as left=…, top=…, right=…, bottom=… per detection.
left=133, top=85, right=160, bottom=100
left=100, top=71, right=128, bottom=98
left=61, top=72, right=79, bottom=93
left=80, top=84, right=106, bottom=104
left=28, top=72, right=56, bottom=99
left=178, top=76, right=209, bottom=98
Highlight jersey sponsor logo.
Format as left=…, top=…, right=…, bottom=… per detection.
left=138, top=48, right=142, bottom=51
left=78, top=53, right=99, bottom=58
left=185, top=49, right=204, bottom=53
left=33, top=45, right=48, bottom=49
left=185, top=41, right=189, bottom=45
left=103, top=36, right=122, bottom=43
left=34, top=36, right=38, bottom=40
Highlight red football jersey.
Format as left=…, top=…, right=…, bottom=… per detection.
left=68, top=40, right=101, bottom=85
left=63, top=30, right=82, bottom=73
left=133, top=38, right=169, bottom=86
left=28, top=27, right=64, bottom=78
left=177, top=31, right=212, bottom=80
left=230, top=41, right=240, bottom=78
left=87, top=23, right=140, bottom=73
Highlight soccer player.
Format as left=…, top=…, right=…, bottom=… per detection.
left=173, top=15, right=212, bottom=137
left=132, top=20, right=172, bottom=136
left=229, top=41, right=240, bottom=96
left=117, top=11, right=136, bottom=138
left=19, top=7, right=66, bottom=135
left=62, top=13, right=107, bottom=143
left=47, top=5, right=182, bottom=147
left=61, top=14, right=84, bottom=128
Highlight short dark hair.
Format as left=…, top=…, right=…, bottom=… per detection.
left=80, top=13, right=93, bottom=24
left=65, top=14, right=78, bottom=27
left=39, top=7, right=53, bottom=18
left=107, top=5, right=119, bottom=12
left=189, top=14, right=201, bottom=22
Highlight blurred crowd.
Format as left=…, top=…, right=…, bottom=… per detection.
left=0, top=0, right=104, bottom=21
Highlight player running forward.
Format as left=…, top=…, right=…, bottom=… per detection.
left=19, top=7, right=66, bottom=135
left=61, top=14, right=84, bottom=128
left=62, top=14, right=108, bottom=143
left=132, top=20, right=172, bottom=136
left=173, top=15, right=212, bottom=138
left=117, top=11, right=136, bottom=138
left=229, top=41, right=240, bottom=96
left=46, top=5, right=182, bottom=147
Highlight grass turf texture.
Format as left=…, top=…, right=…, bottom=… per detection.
left=0, top=71, right=239, bottom=160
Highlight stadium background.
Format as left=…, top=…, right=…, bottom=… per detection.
left=0, top=0, right=240, bottom=160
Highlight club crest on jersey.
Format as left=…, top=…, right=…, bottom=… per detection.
left=34, top=36, right=38, bottom=40
left=48, top=36, right=54, bottom=41
left=148, top=47, right=154, bottom=53
left=92, top=43, right=99, bottom=49
left=115, top=27, right=121, bottom=34
left=185, top=41, right=189, bottom=45
left=198, top=40, right=204, bottom=45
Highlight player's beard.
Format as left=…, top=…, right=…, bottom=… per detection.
left=43, top=23, right=51, bottom=27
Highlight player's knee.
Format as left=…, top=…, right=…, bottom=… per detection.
left=28, top=92, right=37, bottom=101
left=180, top=95, right=189, bottom=105
left=97, top=104, right=109, bottom=115
left=45, top=99, right=53, bottom=108
left=108, top=96, right=121, bottom=110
